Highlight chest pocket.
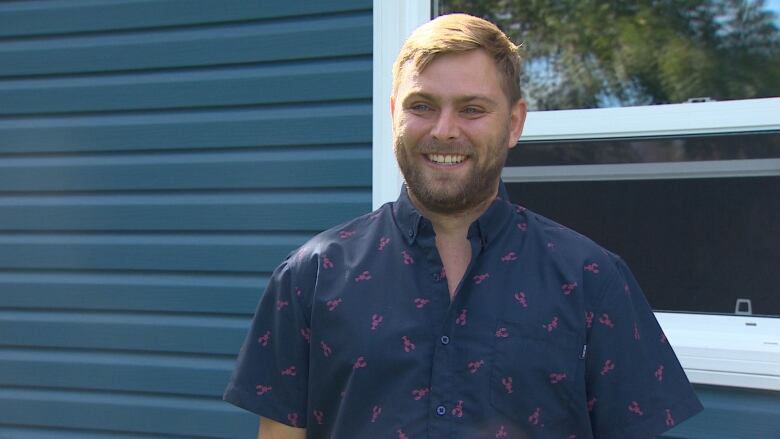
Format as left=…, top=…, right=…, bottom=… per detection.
left=490, top=318, right=585, bottom=429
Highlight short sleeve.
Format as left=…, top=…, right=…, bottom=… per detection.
left=223, top=257, right=310, bottom=428
left=585, top=256, right=703, bottom=438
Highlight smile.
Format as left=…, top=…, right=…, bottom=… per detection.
left=426, top=154, right=467, bottom=165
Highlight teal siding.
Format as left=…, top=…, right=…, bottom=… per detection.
left=0, top=1, right=371, bottom=438
left=663, top=385, right=780, bottom=438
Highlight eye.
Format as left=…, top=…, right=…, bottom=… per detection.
left=410, top=103, right=433, bottom=112
left=462, top=106, right=485, bottom=115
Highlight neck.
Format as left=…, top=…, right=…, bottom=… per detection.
left=408, top=187, right=497, bottom=239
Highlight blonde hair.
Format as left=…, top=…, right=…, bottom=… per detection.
left=392, top=13, right=522, bottom=103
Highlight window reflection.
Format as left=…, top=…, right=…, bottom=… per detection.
left=438, top=0, right=780, bottom=110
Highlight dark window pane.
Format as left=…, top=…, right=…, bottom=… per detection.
left=506, top=177, right=780, bottom=317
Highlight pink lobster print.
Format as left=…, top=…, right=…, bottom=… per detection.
left=599, top=313, right=615, bottom=328
left=255, top=384, right=272, bottom=396
left=326, top=298, right=342, bottom=311
left=257, top=330, right=271, bottom=347
left=452, top=400, right=464, bottom=418
left=370, top=314, right=383, bottom=330
left=300, top=327, right=311, bottom=343
left=339, top=230, right=356, bottom=239
left=628, top=401, right=644, bottom=416
left=542, top=316, right=559, bottom=332
left=411, top=387, right=429, bottom=400
left=371, top=405, right=382, bottom=423
left=665, top=409, right=675, bottom=426
left=414, top=298, right=430, bottom=308
left=584, top=263, right=600, bottom=274
left=353, top=356, right=367, bottom=369
left=501, top=377, right=513, bottom=394
left=455, top=309, right=468, bottom=326
left=549, top=372, right=567, bottom=384
left=468, top=360, right=484, bottom=374
left=474, top=273, right=490, bottom=284
left=402, top=335, right=416, bottom=352
left=320, top=340, right=333, bottom=357
left=601, top=359, right=615, bottom=375
left=354, top=271, right=372, bottom=282
left=655, top=365, right=665, bottom=382
left=561, top=282, right=578, bottom=295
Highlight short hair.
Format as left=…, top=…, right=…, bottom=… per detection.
left=392, top=13, right=523, bottom=104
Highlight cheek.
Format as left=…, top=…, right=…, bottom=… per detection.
left=396, top=121, right=426, bottom=145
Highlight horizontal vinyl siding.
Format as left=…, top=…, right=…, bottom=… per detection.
left=662, top=385, right=780, bottom=438
left=0, top=1, right=372, bottom=438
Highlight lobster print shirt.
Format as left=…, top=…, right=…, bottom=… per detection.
left=224, top=183, right=703, bottom=438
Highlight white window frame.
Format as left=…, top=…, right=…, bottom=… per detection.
left=373, top=0, right=780, bottom=391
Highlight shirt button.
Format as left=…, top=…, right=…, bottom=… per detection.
left=440, top=335, right=450, bottom=345
left=436, top=405, right=446, bottom=416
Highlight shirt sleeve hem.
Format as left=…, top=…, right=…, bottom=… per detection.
left=600, top=394, right=704, bottom=439
left=222, top=382, right=307, bottom=429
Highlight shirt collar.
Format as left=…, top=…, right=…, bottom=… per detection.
left=393, top=181, right=514, bottom=247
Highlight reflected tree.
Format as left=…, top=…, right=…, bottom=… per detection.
left=440, top=0, right=780, bottom=110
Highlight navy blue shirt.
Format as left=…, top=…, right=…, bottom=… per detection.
left=224, top=183, right=702, bottom=438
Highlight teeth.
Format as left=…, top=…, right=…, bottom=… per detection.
left=428, top=154, right=465, bottom=164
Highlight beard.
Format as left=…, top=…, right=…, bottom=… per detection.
left=394, top=133, right=508, bottom=215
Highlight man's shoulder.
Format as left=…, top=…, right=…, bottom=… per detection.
left=287, top=201, right=396, bottom=267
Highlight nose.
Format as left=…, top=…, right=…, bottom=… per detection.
left=430, top=108, right=460, bottom=141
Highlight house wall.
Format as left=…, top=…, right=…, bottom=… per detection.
left=0, top=1, right=372, bottom=437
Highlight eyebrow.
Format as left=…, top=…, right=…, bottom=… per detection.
left=403, top=92, right=499, bottom=107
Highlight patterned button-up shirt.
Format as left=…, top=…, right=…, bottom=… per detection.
left=224, top=183, right=702, bottom=438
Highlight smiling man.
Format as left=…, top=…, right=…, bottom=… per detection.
left=224, top=14, right=703, bottom=438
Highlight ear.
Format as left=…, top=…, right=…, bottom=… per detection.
left=508, top=99, right=528, bottom=149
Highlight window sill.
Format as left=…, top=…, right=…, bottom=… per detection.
left=656, top=312, right=780, bottom=391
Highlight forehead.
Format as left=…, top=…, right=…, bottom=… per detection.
left=397, top=50, right=505, bottom=101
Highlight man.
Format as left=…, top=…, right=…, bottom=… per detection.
left=224, top=14, right=703, bottom=438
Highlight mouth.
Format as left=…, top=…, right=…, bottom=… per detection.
left=425, top=153, right=468, bottom=165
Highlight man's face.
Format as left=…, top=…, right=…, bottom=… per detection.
left=391, top=49, right=527, bottom=215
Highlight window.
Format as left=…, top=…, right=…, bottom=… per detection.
left=373, top=0, right=780, bottom=390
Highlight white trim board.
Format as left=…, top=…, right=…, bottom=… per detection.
left=523, top=97, right=780, bottom=141
left=372, top=0, right=430, bottom=210
left=656, top=313, right=780, bottom=391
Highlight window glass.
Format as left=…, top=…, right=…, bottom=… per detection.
left=506, top=176, right=779, bottom=317
left=503, top=132, right=780, bottom=318
left=437, top=0, right=780, bottom=111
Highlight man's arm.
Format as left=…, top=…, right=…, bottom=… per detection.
left=258, top=416, right=306, bottom=439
